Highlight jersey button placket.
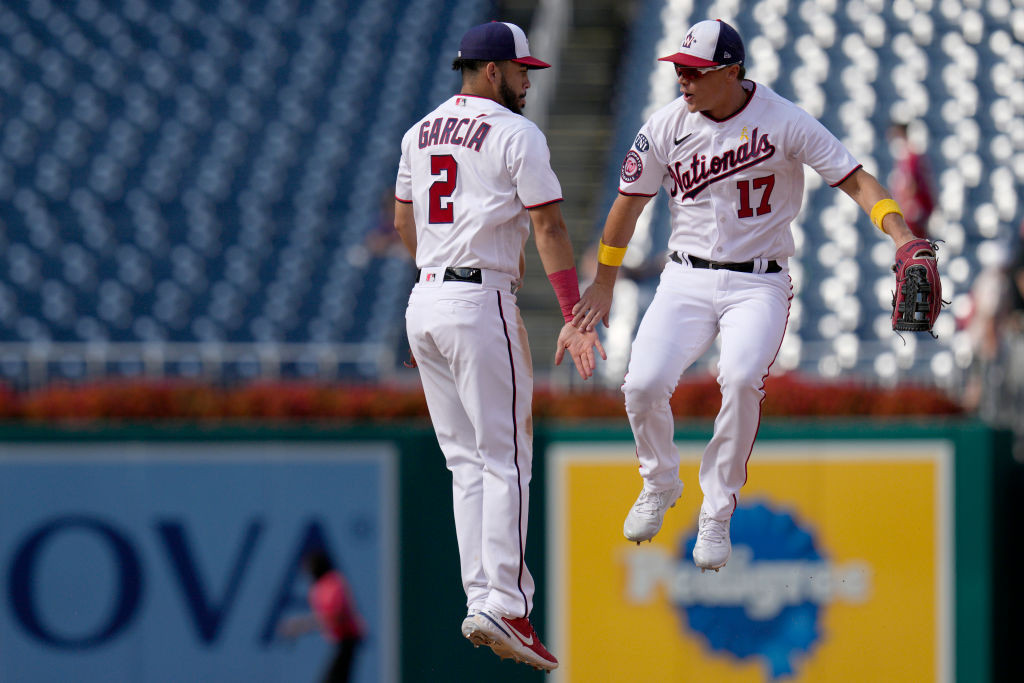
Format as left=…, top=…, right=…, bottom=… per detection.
left=714, top=217, right=725, bottom=255
left=707, top=135, right=727, bottom=257
left=709, top=173, right=726, bottom=258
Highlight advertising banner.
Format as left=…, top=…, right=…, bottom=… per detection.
left=547, top=441, right=953, bottom=682
left=0, top=442, right=397, bottom=683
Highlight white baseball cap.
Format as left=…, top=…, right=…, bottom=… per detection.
left=658, top=19, right=745, bottom=68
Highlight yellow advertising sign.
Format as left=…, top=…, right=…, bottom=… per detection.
left=546, top=442, right=953, bottom=682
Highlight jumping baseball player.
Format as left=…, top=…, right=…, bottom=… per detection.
left=394, top=21, right=604, bottom=672
left=573, top=19, right=935, bottom=571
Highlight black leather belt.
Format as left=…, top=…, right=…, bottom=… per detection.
left=417, top=267, right=482, bottom=283
left=670, top=252, right=781, bottom=273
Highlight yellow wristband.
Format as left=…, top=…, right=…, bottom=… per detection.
left=870, top=198, right=903, bottom=233
left=597, top=240, right=627, bottom=267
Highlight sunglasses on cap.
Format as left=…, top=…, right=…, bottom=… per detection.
left=673, top=63, right=734, bottom=79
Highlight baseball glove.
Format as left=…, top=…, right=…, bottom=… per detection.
left=891, top=238, right=942, bottom=334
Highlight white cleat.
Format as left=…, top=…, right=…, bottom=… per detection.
left=693, top=511, right=731, bottom=571
left=461, top=611, right=481, bottom=646
left=462, top=608, right=559, bottom=672
left=623, top=481, right=684, bottom=543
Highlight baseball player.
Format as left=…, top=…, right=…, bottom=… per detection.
left=573, top=19, right=920, bottom=571
left=394, top=21, right=603, bottom=672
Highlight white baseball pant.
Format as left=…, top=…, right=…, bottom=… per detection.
left=405, top=267, right=535, bottom=618
left=622, top=260, right=792, bottom=519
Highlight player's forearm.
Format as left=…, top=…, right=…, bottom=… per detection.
left=838, top=169, right=915, bottom=247
left=601, top=194, right=646, bottom=247
left=531, top=203, right=577, bottom=274
left=393, top=201, right=418, bottom=258
left=591, top=262, right=620, bottom=288
left=592, top=194, right=647, bottom=287
left=529, top=203, right=582, bottom=322
left=534, top=227, right=577, bottom=274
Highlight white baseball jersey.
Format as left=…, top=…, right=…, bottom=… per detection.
left=396, top=94, right=562, bottom=276
left=619, top=81, right=860, bottom=263
left=397, top=92, right=563, bottom=621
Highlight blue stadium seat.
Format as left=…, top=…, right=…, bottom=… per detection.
left=0, top=0, right=490, bottom=385
left=5, top=0, right=1019, bottom=388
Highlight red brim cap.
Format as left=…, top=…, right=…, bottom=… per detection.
left=659, top=20, right=745, bottom=68
left=513, top=55, right=551, bottom=69
left=657, top=53, right=719, bottom=67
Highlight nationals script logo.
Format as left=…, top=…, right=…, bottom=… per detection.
left=669, top=127, right=775, bottom=200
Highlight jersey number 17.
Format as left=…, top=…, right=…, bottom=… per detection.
left=736, top=175, right=775, bottom=218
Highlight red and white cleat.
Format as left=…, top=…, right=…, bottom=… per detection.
left=462, top=608, right=558, bottom=672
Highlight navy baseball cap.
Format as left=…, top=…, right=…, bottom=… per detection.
left=458, top=21, right=551, bottom=69
left=658, top=19, right=744, bottom=67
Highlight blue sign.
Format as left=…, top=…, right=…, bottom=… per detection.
left=674, top=503, right=824, bottom=680
left=0, top=442, right=397, bottom=683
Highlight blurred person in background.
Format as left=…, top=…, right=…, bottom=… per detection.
left=960, top=224, right=1024, bottom=453
left=960, top=260, right=1008, bottom=415
left=1008, top=228, right=1024, bottom=324
left=365, top=189, right=409, bottom=259
left=278, top=549, right=365, bottom=683
left=394, top=20, right=604, bottom=673
left=887, top=120, right=936, bottom=239
left=1003, top=227, right=1024, bottom=449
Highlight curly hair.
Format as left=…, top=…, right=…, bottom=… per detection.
left=451, top=57, right=489, bottom=72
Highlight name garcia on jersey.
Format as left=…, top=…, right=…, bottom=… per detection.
left=667, top=127, right=775, bottom=201
left=418, top=116, right=492, bottom=151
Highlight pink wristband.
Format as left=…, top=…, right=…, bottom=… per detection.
left=548, top=267, right=581, bottom=323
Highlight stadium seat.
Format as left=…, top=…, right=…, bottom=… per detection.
left=0, top=0, right=490, bottom=386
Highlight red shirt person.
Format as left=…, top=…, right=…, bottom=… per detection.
left=309, top=565, right=365, bottom=643
left=279, top=550, right=365, bottom=683
left=888, top=122, right=936, bottom=239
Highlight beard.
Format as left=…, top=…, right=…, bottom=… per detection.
left=499, top=78, right=522, bottom=115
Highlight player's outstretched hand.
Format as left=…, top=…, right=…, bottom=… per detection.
left=555, top=323, right=607, bottom=380
left=571, top=282, right=614, bottom=332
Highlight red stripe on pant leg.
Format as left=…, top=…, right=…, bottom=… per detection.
left=736, top=281, right=794, bottom=517
left=495, top=291, right=528, bottom=617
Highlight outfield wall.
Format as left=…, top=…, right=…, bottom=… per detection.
left=0, top=420, right=1016, bottom=682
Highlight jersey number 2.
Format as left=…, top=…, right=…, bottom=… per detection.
left=429, top=154, right=457, bottom=223
left=736, top=175, right=775, bottom=218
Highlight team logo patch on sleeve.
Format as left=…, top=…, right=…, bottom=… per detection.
left=634, top=133, right=649, bottom=152
left=621, top=150, right=643, bottom=183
